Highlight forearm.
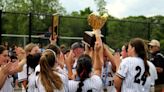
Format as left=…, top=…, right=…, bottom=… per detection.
left=65, top=53, right=73, bottom=79
left=114, top=75, right=122, bottom=92
left=17, top=58, right=26, bottom=72
left=106, top=49, right=117, bottom=71
left=93, top=51, right=103, bottom=76
left=0, top=69, right=8, bottom=89
left=67, top=63, right=73, bottom=79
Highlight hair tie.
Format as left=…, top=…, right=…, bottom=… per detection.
left=45, top=49, right=57, bottom=59
left=80, top=68, right=87, bottom=78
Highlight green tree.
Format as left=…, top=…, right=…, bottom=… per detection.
left=1, top=0, right=66, bottom=45
left=80, top=7, right=93, bottom=17
left=71, top=11, right=80, bottom=16
left=94, top=0, right=107, bottom=15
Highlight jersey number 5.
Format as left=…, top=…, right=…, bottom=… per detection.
left=134, top=66, right=147, bottom=85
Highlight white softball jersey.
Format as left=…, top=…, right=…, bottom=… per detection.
left=101, top=61, right=116, bottom=92
left=116, top=57, right=151, bottom=92
left=35, top=66, right=69, bottom=92
left=147, top=61, right=158, bottom=86
left=0, top=76, right=14, bottom=92
left=68, top=75, right=103, bottom=92
left=18, top=64, right=33, bottom=82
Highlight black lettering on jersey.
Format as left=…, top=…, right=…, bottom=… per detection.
left=108, top=72, right=113, bottom=77
left=108, top=80, right=114, bottom=86
left=134, top=66, right=147, bottom=85
left=87, top=89, right=92, bottom=92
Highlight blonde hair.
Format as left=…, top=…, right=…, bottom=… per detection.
left=24, top=43, right=37, bottom=54
left=39, top=50, right=63, bottom=92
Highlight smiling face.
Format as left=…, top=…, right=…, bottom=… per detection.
left=0, top=50, right=9, bottom=65
left=30, top=46, right=40, bottom=55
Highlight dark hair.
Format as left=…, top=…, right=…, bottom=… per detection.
left=76, top=54, right=92, bottom=92
left=0, top=45, right=6, bottom=54
left=71, top=42, right=84, bottom=50
left=124, top=43, right=128, bottom=52
left=27, top=53, right=41, bottom=70
left=129, top=38, right=150, bottom=76
left=46, top=44, right=60, bottom=55
left=26, top=53, right=41, bottom=92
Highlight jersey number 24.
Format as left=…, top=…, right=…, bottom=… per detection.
left=134, top=66, right=147, bottom=85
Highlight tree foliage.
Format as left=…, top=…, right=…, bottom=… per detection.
left=1, top=0, right=164, bottom=53
left=94, top=0, right=107, bottom=15
left=1, top=0, right=66, bottom=45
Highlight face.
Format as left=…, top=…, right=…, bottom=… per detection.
left=73, top=48, right=84, bottom=58
left=149, top=45, right=158, bottom=53
left=121, top=46, right=127, bottom=58
left=0, top=50, right=9, bottom=65
left=127, top=44, right=134, bottom=57
left=30, top=46, right=40, bottom=55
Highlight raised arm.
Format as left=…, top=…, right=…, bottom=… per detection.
left=93, top=30, right=103, bottom=76
left=103, top=44, right=117, bottom=71
left=15, top=47, right=27, bottom=72
left=65, top=50, right=75, bottom=79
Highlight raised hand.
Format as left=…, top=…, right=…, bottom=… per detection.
left=15, top=47, right=26, bottom=61
left=1, top=61, right=18, bottom=75
left=114, top=52, right=121, bottom=71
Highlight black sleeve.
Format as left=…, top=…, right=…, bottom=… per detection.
left=155, top=53, right=164, bottom=68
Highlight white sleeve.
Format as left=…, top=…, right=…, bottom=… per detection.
left=91, top=75, right=103, bottom=92
left=116, top=59, right=129, bottom=79
left=59, top=73, right=69, bottom=92
left=148, top=61, right=158, bottom=85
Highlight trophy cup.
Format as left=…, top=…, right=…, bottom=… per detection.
left=83, top=13, right=108, bottom=47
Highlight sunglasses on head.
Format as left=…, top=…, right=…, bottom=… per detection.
left=149, top=45, right=156, bottom=48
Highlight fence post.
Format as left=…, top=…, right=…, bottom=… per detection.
left=0, top=10, right=2, bottom=44
left=147, top=22, right=151, bottom=41
left=28, top=12, right=32, bottom=43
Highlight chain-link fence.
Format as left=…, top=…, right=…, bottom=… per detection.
left=0, top=10, right=163, bottom=53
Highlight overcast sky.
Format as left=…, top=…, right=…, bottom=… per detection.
left=60, top=0, right=164, bottom=19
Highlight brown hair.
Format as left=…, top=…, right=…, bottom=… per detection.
left=24, top=43, right=37, bottom=54
left=39, top=50, right=63, bottom=92
left=129, top=38, right=150, bottom=76
left=0, top=45, right=6, bottom=54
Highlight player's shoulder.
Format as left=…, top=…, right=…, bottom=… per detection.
left=124, top=57, right=142, bottom=62
left=121, top=57, right=143, bottom=68
left=122, top=57, right=137, bottom=63
left=68, top=80, right=78, bottom=91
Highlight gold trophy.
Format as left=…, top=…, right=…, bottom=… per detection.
left=88, top=13, right=108, bottom=31
left=83, top=13, right=108, bottom=47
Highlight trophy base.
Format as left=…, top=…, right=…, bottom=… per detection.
left=82, top=31, right=104, bottom=47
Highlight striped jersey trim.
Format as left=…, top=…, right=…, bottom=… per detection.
left=116, top=73, right=125, bottom=79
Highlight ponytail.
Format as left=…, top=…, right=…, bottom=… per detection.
left=76, top=54, right=93, bottom=92
left=76, top=79, right=85, bottom=92
left=129, top=38, right=150, bottom=76
left=40, top=50, right=63, bottom=92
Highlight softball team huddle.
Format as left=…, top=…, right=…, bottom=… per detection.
left=0, top=37, right=159, bottom=92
